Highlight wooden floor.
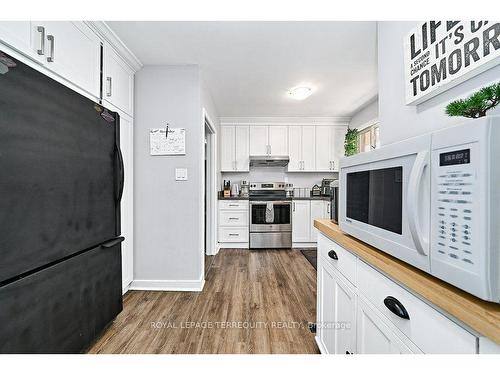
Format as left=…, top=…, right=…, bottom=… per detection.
left=88, top=249, right=319, bottom=354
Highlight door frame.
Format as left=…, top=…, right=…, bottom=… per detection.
left=202, top=108, right=218, bottom=259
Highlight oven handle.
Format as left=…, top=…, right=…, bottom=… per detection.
left=250, top=201, right=292, bottom=205
left=407, top=150, right=429, bottom=256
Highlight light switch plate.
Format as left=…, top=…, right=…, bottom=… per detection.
left=175, top=168, right=188, bottom=181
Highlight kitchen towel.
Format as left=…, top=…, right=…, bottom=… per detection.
left=265, top=202, right=274, bottom=223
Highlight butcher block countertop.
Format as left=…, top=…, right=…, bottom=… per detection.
left=314, top=219, right=500, bottom=345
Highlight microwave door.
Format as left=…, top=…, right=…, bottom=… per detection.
left=339, top=134, right=432, bottom=272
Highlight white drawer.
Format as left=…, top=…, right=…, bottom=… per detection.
left=218, top=227, right=249, bottom=243
left=318, top=233, right=357, bottom=286
left=219, top=210, right=249, bottom=226
left=357, top=260, right=477, bottom=354
left=219, top=200, right=249, bottom=210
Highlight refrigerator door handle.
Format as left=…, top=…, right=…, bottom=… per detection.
left=101, top=236, right=125, bottom=248
left=115, top=143, right=125, bottom=203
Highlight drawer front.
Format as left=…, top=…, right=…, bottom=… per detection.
left=357, top=260, right=477, bottom=354
left=318, top=233, right=357, bottom=285
left=219, top=210, right=249, bottom=226
left=219, top=200, right=249, bottom=210
left=219, top=227, right=249, bottom=243
left=0, top=243, right=122, bottom=353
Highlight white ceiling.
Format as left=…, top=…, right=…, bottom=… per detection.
left=108, top=21, right=378, bottom=118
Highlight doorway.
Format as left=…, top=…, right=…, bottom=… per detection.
left=203, top=110, right=217, bottom=278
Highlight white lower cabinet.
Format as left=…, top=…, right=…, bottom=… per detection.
left=317, top=260, right=356, bottom=354
left=357, top=297, right=421, bottom=354
left=218, top=200, right=249, bottom=247
left=292, top=201, right=311, bottom=243
left=317, top=232, right=484, bottom=354
left=293, top=200, right=329, bottom=243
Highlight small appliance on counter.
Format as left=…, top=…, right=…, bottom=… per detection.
left=231, top=183, right=240, bottom=197
left=311, top=184, right=321, bottom=197
left=223, top=180, right=231, bottom=198
left=329, top=180, right=339, bottom=223
left=321, top=178, right=336, bottom=196
left=240, top=180, right=249, bottom=197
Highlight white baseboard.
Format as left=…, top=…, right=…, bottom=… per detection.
left=293, top=242, right=317, bottom=248
left=219, top=242, right=249, bottom=249
left=130, top=278, right=205, bottom=292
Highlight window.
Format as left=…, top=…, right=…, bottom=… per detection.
left=358, top=123, right=380, bottom=153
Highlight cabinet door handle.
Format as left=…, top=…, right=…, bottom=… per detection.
left=46, top=35, right=55, bottom=62
left=293, top=202, right=296, bottom=211
left=36, top=26, right=45, bottom=55
left=331, top=161, right=335, bottom=170
left=328, top=250, right=338, bottom=260
left=106, top=76, right=112, bottom=97
left=383, top=296, right=410, bottom=320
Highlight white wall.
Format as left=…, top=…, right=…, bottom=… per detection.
left=349, top=97, right=379, bottom=129
left=378, top=22, right=500, bottom=145
left=134, top=65, right=204, bottom=288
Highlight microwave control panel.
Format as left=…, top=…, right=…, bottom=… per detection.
left=431, top=143, right=479, bottom=273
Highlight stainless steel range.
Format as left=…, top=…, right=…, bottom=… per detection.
left=249, top=182, right=292, bottom=249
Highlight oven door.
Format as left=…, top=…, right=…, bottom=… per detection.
left=339, top=133, right=432, bottom=272
left=250, top=201, right=292, bottom=232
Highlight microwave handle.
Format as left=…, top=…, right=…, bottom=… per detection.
left=407, top=150, right=429, bottom=256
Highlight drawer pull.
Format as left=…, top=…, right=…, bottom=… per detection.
left=383, top=296, right=410, bottom=320
left=228, top=233, right=239, bottom=236
left=228, top=204, right=239, bottom=207
left=328, top=250, right=338, bottom=260
left=229, top=217, right=239, bottom=220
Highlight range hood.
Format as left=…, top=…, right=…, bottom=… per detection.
left=249, top=155, right=289, bottom=168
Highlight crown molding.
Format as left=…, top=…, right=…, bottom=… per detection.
left=220, top=116, right=351, bottom=126
left=86, top=21, right=143, bottom=72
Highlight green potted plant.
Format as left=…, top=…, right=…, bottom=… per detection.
left=344, top=128, right=359, bottom=156
left=445, top=82, right=500, bottom=119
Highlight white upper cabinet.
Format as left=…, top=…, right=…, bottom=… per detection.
left=331, top=127, right=347, bottom=171
left=249, top=125, right=288, bottom=156
left=220, top=125, right=249, bottom=172
left=301, top=126, right=315, bottom=171
left=249, top=126, right=268, bottom=155
left=103, top=43, right=134, bottom=116
left=315, top=125, right=347, bottom=172
left=288, top=126, right=315, bottom=172
left=235, top=126, right=250, bottom=171
left=0, top=22, right=32, bottom=57
left=1, top=22, right=102, bottom=99
left=288, top=126, right=302, bottom=171
left=220, top=126, right=236, bottom=171
left=268, top=126, right=288, bottom=155
left=36, top=22, right=101, bottom=98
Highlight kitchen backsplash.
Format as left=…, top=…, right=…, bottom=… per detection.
left=221, top=168, right=338, bottom=189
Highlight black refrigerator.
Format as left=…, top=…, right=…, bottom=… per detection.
left=0, top=50, right=124, bottom=353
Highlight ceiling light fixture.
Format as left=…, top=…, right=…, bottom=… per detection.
left=288, top=86, right=313, bottom=100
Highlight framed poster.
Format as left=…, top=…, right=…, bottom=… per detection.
left=404, top=21, right=500, bottom=105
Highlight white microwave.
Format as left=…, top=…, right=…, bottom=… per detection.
left=339, top=116, right=500, bottom=303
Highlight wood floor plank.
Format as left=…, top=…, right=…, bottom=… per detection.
left=87, top=249, right=319, bottom=354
